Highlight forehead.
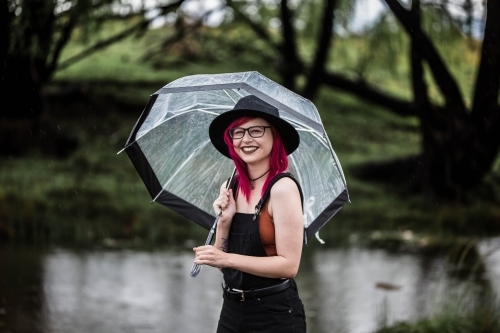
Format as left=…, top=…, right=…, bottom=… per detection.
left=238, top=117, right=270, bottom=127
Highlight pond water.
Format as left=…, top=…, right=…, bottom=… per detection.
left=1, top=238, right=500, bottom=333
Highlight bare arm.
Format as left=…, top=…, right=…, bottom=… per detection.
left=194, top=178, right=303, bottom=279
left=212, top=181, right=235, bottom=253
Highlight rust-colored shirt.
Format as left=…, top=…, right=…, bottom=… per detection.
left=259, top=200, right=277, bottom=256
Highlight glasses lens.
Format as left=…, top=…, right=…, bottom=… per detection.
left=230, top=128, right=245, bottom=138
left=249, top=127, right=265, bottom=138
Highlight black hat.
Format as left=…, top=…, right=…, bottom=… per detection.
left=209, top=95, right=300, bottom=158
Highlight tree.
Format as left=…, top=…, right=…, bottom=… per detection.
left=0, top=0, right=184, bottom=156
left=226, top=0, right=500, bottom=198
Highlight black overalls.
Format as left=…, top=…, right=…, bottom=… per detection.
left=216, top=174, right=306, bottom=333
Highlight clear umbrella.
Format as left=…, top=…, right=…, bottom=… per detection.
left=122, top=71, right=349, bottom=247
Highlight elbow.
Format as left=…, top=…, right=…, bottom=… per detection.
left=283, top=264, right=299, bottom=279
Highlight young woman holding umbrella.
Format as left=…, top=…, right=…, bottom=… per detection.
left=193, top=95, right=307, bottom=333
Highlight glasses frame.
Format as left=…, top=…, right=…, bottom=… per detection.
left=228, top=126, right=272, bottom=139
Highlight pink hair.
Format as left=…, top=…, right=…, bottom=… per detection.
left=223, top=116, right=289, bottom=202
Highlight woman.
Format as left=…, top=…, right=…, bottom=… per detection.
left=193, top=95, right=306, bottom=333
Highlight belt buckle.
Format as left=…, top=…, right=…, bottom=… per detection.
left=232, top=288, right=245, bottom=301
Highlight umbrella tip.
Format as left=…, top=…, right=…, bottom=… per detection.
left=117, top=147, right=126, bottom=155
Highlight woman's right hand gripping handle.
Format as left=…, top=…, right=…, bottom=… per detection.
left=213, top=186, right=236, bottom=226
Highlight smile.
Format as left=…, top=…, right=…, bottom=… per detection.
left=241, top=147, right=258, bottom=153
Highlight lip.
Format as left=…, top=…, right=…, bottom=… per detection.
left=240, top=146, right=258, bottom=154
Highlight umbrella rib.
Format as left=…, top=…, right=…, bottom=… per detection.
left=119, top=108, right=223, bottom=155
left=150, top=108, right=220, bottom=131
left=151, top=139, right=212, bottom=203
left=222, top=89, right=237, bottom=104
left=320, top=124, right=348, bottom=191
left=199, top=160, right=229, bottom=208
left=144, top=104, right=230, bottom=137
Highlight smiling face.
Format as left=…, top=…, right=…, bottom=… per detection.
left=231, top=117, right=274, bottom=167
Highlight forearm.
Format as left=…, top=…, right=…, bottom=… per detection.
left=213, top=221, right=231, bottom=253
left=225, top=253, right=300, bottom=279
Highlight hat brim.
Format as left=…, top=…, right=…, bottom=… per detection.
left=209, top=108, right=300, bottom=158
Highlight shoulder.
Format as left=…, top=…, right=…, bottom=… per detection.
left=270, top=176, right=300, bottom=200
left=268, top=176, right=302, bottom=222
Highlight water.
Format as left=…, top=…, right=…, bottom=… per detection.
left=2, top=239, right=500, bottom=333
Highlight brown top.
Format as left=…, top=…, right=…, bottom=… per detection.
left=259, top=200, right=277, bottom=256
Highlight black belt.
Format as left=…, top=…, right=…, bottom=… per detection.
left=222, top=279, right=292, bottom=301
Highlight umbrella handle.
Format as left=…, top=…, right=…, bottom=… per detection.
left=190, top=168, right=236, bottom=278
left=190, top=216, right=218, bottom=278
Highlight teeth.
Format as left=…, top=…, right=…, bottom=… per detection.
left=242, top=147, right=258, bottom=152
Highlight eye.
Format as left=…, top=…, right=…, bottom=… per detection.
left=250, top=127, right=264, bottom=135
left=232, top=129, right=244, bottom=137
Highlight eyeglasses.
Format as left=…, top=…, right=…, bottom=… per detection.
left=228, top=126, right=272, bottom=139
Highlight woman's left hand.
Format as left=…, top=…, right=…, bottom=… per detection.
left=193, top=245, right=229, bottom=268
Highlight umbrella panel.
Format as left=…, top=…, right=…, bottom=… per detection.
left=137, top=110, right=234, bottom=217
left=137, top=90, right=248, bottom=140
left=163, top=71, right=323, bottom=125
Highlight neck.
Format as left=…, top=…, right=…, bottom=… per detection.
left=246, top=162, right=271, bottom=191
left=246, top=162, right=271, bottom=180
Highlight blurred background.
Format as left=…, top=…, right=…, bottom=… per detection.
left=1, top=0, right=500, bottom=332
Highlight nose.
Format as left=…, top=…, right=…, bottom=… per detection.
left=241, top=130, right=253, bottom=141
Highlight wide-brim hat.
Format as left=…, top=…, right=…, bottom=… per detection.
left=209, top=95, right=300, bottom=158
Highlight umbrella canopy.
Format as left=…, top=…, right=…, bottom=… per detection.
left=123, top=71, right=349, bottom=242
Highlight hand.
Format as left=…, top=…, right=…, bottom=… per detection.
left=212, top=188, right=236, bottom=224
left=193, top=245, right=229, bottom=268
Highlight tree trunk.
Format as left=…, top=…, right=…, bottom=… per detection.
left=279, top=0, right=301, bottom=91
left=419, top=109, right=500, bottom=198
left=0, top=55, right=44, bottom=155
left=303, top=0, right=337, bottom=100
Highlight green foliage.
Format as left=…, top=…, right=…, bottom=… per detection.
left=376, top=305, right=500, bottom=333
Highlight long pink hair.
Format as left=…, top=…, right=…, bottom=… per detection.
left=223, top=116, right=289, bottom=202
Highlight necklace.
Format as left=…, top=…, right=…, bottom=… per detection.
left=249, top=169, right=270, bottom=190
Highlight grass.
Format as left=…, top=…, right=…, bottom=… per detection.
left=376, top=296, right=500, bottom=333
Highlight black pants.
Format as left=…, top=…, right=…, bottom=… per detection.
left=216, top=283, right=306, bottom=333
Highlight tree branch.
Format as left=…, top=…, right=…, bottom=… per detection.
left=226, top=0, right=279, bottom=52
left=56, top=19, right=148, bottom=71
left=384, top=0, right=467, bottom=116
left=56, top=0, right=185, bottom=72
left=321, top=71, right=418, bottom=116
left=142, top=18, right=202, bottom=61
left=46, top=8, right=79, bottom=80
left=303, top=0, right=338, bottom=100
left=410, top=0, right=430, bottom=110
left=471, top=0, right=500, bottom=118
